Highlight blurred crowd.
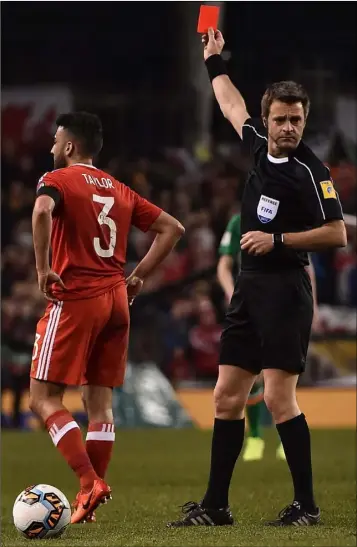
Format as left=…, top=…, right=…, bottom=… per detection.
left=1, top=132, right=357, bottom=426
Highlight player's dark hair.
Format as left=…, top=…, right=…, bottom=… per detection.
left=56, top=111, right=103, bottom=157
left=261, top=81, right=310, bottom=120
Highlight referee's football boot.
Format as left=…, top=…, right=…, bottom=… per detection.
left=265, top=501, right=321, bottom=526
left=167, top=501, right=234, bottom=527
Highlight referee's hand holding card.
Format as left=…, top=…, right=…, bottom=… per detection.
left=202, top=27, right=224, bottom=60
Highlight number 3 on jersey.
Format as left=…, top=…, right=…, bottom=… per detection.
left=93, top=194, right=117, bottom=258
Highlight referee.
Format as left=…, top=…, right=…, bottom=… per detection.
left=168, top=28, right=346, bottom=528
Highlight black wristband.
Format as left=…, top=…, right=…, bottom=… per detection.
left=273, top=233, right=284, bottom=247
left=205, top=54, right=228, bottom=83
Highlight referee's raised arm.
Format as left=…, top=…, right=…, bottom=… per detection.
left=202, top=28, right=249, bottom=139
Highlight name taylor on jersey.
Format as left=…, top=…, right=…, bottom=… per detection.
left=82, top=173, right=114, bottom=189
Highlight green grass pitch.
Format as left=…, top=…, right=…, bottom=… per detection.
left=2, top=428, right=356, bottom=546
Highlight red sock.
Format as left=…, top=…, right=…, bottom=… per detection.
left=46, top=410, right=99, bottom=492
left=85, top=423, right=115, bottom=479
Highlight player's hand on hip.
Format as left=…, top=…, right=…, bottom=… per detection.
left=37, top=270, right=66, bottom=302
left=240, top=231, right=274, bottom=256
left=126, top=274, right=144, bottom=306
left=202, top=27, right=225, bottom=60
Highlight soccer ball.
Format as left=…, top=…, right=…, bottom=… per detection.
left=13, top=484, right=71, bottom=539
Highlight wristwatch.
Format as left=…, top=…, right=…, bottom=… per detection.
left=272, top=233, right=284, bottom=247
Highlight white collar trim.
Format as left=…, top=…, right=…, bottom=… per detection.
left=72, top=163, right=98, bottom=169
left=267, top=153, right=289, bottom=164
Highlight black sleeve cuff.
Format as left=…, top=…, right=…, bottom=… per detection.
left=205, top=54, right=228, bottom=83
left=37, top=186, right=61, bottom=207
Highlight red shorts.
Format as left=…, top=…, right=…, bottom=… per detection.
left=30, top=284, right=129, bottom=387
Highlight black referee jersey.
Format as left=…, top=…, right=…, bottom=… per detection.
left=240, top=118, right=344, bottom=272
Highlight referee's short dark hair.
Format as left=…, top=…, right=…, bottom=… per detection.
left=261, top=81, right=310, bottom=120
left=56, top=111, right=103, bottom=157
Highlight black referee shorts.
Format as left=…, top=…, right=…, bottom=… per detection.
left=220, top=269, right=313, bottom=375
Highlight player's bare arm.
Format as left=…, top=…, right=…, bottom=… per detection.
left=32, top=194, right=66, bottom=301
left=203, top=28, right=249, bottom=139
left=126, top=211, right=184, bottom=295
left=217, top=255, right=235, bottom=302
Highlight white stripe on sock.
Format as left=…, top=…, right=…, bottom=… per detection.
left=50, top=421, right=79, bottom=446
left=86, top=431, right=115, bottom=442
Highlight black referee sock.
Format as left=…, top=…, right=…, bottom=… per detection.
left=202, top=417, right=245, bottom=509
left=276, top=413, right=317, bottom=513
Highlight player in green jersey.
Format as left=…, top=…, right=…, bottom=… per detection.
left=217, top=214, right=320, bottom=461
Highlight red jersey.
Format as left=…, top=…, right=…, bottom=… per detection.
left=36, top=163, right=162, bottom=300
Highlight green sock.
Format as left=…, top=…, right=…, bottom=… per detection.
left=246, top=402, right=264, bottom=438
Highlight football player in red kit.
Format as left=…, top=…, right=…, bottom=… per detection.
left=30, top=112, right=185, bottom=524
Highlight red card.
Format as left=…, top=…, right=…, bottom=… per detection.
left=197, top=5, right=220, bottom=34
